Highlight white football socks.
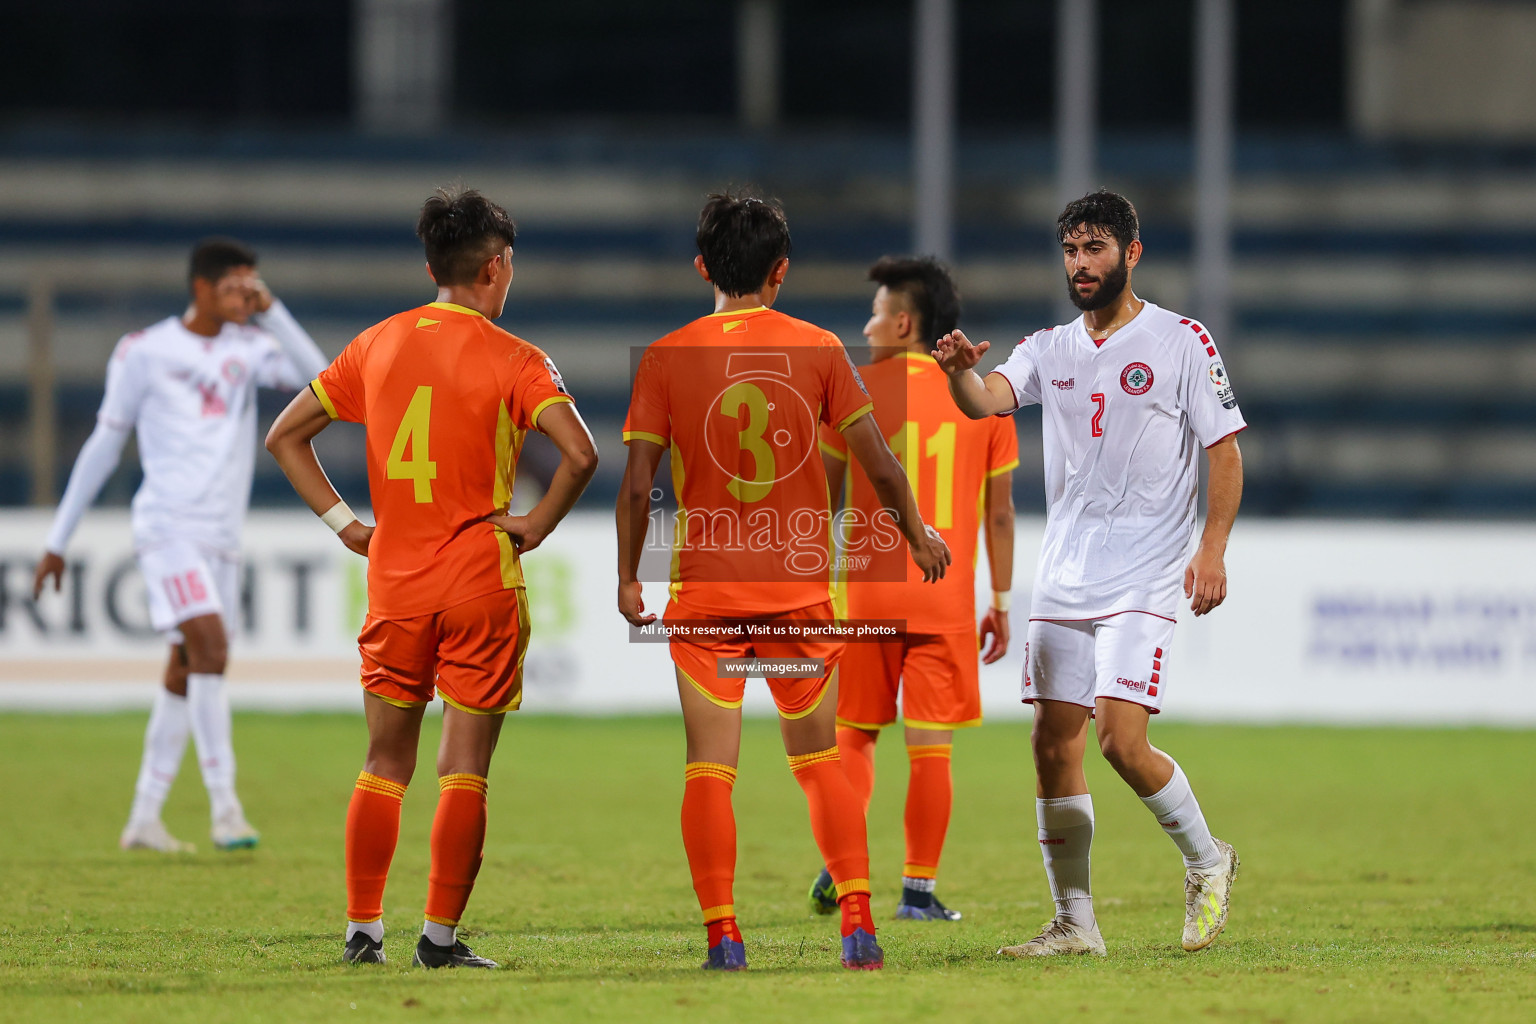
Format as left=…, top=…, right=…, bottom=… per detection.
left=128, top=688, right=191, bottom=826
left=347, top=920, right=384, bottom=944
left=1140, top=761, right=1222, bottom=872
left=186, top=672, right=243, bottom=822
left=1037, top=794, right=1096, bottom=928
left=423, top=920, right=456, bottom=947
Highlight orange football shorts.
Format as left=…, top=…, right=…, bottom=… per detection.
left=836, top=628, right=982, bottom=731
left=358, top=587, right=530, bottom=714
left=665, top=599, right=844, bottom=719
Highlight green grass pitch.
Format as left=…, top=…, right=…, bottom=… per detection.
left=1, top=713, right=1533, bottom=1023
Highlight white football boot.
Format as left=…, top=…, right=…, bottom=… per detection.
left=1182, top=837, right=1239, bottom=951
left=119, top=819, right=196, bottom=854
left=998, top=917, right=1107, bottom=958
left=212, top=810, right=260, bottom=851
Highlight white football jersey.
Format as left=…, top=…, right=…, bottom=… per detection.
left=990, top=301, right=1246, bottom=620
left=96, top=315, right=312, bottom=552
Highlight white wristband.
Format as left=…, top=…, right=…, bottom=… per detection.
left=320, top=500, right=358, bottom=534
left=991, top=590, right=1012, bottom=613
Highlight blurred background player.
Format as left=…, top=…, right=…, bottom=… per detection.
left=32, top=237, right=326, bottom=854
left=265, top=187, right=599, bottom=968
left=936, top=190, right=1245, bottom=957
left=810, top=256, right=1017, bottom=922
left=615, top=191, right=951, bottom=971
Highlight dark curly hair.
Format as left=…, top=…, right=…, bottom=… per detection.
left=1056, top=189, right=1140, bottom=251
left=416, top=186, right=517, bottom=286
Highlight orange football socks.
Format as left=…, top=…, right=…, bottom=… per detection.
left=346, top=771, right=406, bottom=927
left=423, top=773, right=488, bottom=933
left=835, top=726, right=878, bottom=813
left=903, top=743, right=954, bottom=880
left=681, top=762, right=739, bottom=935
left=788, top=746, right=873, bottom=934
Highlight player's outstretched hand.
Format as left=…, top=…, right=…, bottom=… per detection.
left=339, top=520, right=373, bottom=558
left=1184, top=545, right=1227, bottom=616
left=32, top=551, right=64, bottom=601
left=911, top=525, right=952, bottom=583
left=484, top=512, right=547, bottom=554
left=618, top=580, right=657, bottom=627
left=978, top=606, right=1010, bottom=664
left=932, top=329, right=990, bottom=375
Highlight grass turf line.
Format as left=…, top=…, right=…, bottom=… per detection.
left=0, top=714, right=1533, bottom=1023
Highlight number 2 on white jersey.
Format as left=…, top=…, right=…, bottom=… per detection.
left=387, top=385, right=437, bottom=503
left=1090, top=393, right=1105, bottom=438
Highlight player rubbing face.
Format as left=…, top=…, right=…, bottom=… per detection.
left=1061, top=227, right=1139, bottom=312
left=197, top=267, right=264, bottom=325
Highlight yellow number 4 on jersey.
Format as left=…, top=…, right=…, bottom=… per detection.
left=387, top=385, right=437, bottom=503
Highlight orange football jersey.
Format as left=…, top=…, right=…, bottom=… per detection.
left=623, top=305, right=874, bottom=617
left=312, top=301, right=573, bottom=620
left=821, top=351, right=1018, bottom=633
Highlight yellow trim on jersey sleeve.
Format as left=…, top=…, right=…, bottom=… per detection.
left=836, top=402, right=876, bottom=433
left=623, top=430, right=669, bottom=447
left=987, top=458, right=1020, bottom=477
left=530, top=394, right=574, bottom=430
left=704, top=305, right=768, bottom=318
left=310, top=379, right=339, bottom=420
left=426, top=301, right=485, bottom=319
left=819, top=438, right=848, bottom=461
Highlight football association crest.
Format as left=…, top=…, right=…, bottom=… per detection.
left=1120, top=362, right=1153, bottom=395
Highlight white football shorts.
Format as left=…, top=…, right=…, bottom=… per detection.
left=1022, top=612, right=1176, bottom=714
left=138, top=540, right=241, bottom=641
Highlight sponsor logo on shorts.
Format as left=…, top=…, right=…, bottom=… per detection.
left=1115, top=676, right=1148, bottom=693
left=1120, top=362, right=1153, bottom=395
left=1051, top=377, right=1075, bottom=390
left=1023, top=641, right=1032, bottom=688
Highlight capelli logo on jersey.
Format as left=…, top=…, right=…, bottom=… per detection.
left=1115, top=676, right=1148, bottom=693
left=1051, top=377, right=1075, bottom=390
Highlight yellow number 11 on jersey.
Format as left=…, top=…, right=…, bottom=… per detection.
left=888, top=420, right=955, bottom=529
left=387, top=385, right=437, bottom=503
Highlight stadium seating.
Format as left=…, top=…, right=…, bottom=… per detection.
left=2, top=129, right=1533, bottom=516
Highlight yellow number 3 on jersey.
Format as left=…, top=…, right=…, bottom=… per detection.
left=387, top=385, right=437, bottom=503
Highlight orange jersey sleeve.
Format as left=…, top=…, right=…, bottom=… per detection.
left=321, top=301, right=576, bottom=620
left=311, top=325, right=377, bottom=424
left=839, top=352, right=1010, bottom=633
left=625, top=306, right=873, bottom=617
left=987, top=406, right=1021, bottom=477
